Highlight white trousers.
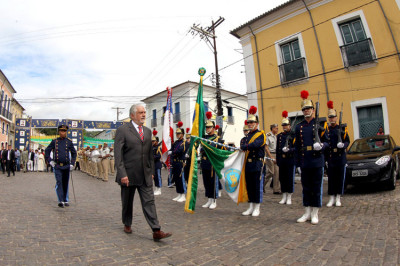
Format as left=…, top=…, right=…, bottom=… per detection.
left=27, top=160, right=33, bottom=171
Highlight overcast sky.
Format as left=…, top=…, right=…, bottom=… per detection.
left=0, top=0, right=288, bottom=122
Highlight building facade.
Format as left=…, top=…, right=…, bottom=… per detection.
left=231, top=0, right=400, bottom=141
left=143, top=81, right=249, bottom=146
left=9, top=98, right=25, bottom=149
left=0, top=70, right=17, bottom=149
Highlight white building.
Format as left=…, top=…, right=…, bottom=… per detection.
left=142, top=81, right=248, bottom=147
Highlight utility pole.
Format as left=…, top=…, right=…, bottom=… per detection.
left=112, top=107, right=125, bottom=121
left=190, top=17, right=224, bottom=136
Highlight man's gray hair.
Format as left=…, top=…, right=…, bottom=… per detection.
left=129, top=103, right=145, bottom=115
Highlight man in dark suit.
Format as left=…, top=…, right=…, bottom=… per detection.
left=3, top=145, right=15, bottom=177
left=114, top=104, right=171, bottom=241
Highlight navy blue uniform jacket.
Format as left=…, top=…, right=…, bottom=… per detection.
left=325, top=124, right=350, bottom=166
left=294, top=118, right=328, bottom=168
left=276, top=131, right=295, bottom=167
left=45, top=137, right=77, bottom=170
left=240, top=129, right=266, bottom=173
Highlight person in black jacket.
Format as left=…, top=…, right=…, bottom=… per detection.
left=2, top=145, right=15, bottom=177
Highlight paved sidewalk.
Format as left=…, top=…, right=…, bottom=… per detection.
left=0, top=169, right=399, bottom=265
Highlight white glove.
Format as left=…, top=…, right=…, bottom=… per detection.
left=168, top=151, right=172, bottom=155
left=282, top=147, right=289, bottom=153
left=337, top=142, right=344, bottom=149
left=185, top=154, right=190, bottom=158
left=313, top=142, right=323, bottom=151
left=70, top=164, right=74, bottom=171
left=297, top=167, right=302, bottom=174
left=50, top=161, right=55, bottom=167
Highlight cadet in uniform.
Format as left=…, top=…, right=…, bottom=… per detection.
left=325, top=101, right=350, bottom=207
left=152, top=131, right=163, bottom=196
left=201, top=112, right=224, bottom=209
left=45, top=125, right=77, bottom=208
left=90, top=146, right=98, bottom=177
left=240, top=106, right=266, bottom=217
left=276, top=111, right=296, bottom=205
left=109, top=146, right=115, bottom=175
left=295, top=90, right=328, bottom=224
left=101, top=143, right=110, bottom=182
left=96, top=145, right=103, bottom=180
left=170, top=122, right=186, bottom=202
left=243, top=121, right=249, bottom=137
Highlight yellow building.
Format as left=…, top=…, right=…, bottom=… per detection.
left=231, top=0, right=400, bottom=142
left=10, top=98, right=25, bottom=149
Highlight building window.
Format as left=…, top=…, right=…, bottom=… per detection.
left=6, top=124, right=8, bottom=134
left=204, top=101, right=209, bottom=112
left=161, top=106, right=166, bottom=126
left=227, top=106, right=234, bottom=125
left=351, top=97, right=389, bottom=139
left=339, top=19, right=376, bottom=67
left=332, top=10, right=376, bottom=69
left=151, top=109, right=157, bottom=128
left=173, top=102, right=180, bottom=123
left=357, top=105, right=384, bottom=138
left=275, top=33, right=308, bottom=84
left=2, top=122, right=4, bottom=134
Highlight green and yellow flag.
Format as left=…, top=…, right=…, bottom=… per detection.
left=185, top=68, right=206, bottom=213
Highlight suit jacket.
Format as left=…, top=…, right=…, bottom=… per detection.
left=114, top=121, right=154, bottom=187
left=2, top=149, right=15, bottom=162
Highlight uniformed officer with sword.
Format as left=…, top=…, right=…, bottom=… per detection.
left=45, top=125, right=77, bottom=208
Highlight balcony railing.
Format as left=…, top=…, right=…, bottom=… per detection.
left=340, top=38, right=376, bottom=68
left=227, top=116, right=234, bottom=125
left=173, top=113, right=181, bottom=123
left=278, top=57, right=307, bottom=84
left=151, top=118, right=157, bottom=128
left=0, top=107, right=12, bottom=121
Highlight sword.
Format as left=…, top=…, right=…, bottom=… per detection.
left=70, top=170, right=77, bottom=204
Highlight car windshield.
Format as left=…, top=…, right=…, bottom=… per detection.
left=348, top=137, right=391, bottom=154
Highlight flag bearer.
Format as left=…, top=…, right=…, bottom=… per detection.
left=45, top=125, right=77, bottom=208
left=200, top=112, right=224, bottom=210
left=240, top=106, right=266, bottom=217
left=325, top=101, right=350, bottom=207
left=276, top=111, right=296, bottom=205
left=294, top=90, right=328, bottom=225
left=170, top=122, right=187, bottom=202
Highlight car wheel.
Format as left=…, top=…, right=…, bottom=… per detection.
left=387, top=165, right=396, bottom=190
left=396, top=156, right=400, bottom=179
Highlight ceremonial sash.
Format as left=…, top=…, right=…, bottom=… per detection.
left=238, top=130, right=266, bottom=203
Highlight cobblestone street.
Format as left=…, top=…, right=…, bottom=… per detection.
left=0, top=168, right=399, bottom=265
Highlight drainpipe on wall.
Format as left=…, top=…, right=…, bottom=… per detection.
left=248, top=26, right=265, bottom=131
left=376, top=0, right=400, bottom=60
left=302, top=0, right=330, bottom=101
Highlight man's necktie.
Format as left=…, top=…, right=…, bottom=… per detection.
left=138, top=126, right=144, bottom=141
